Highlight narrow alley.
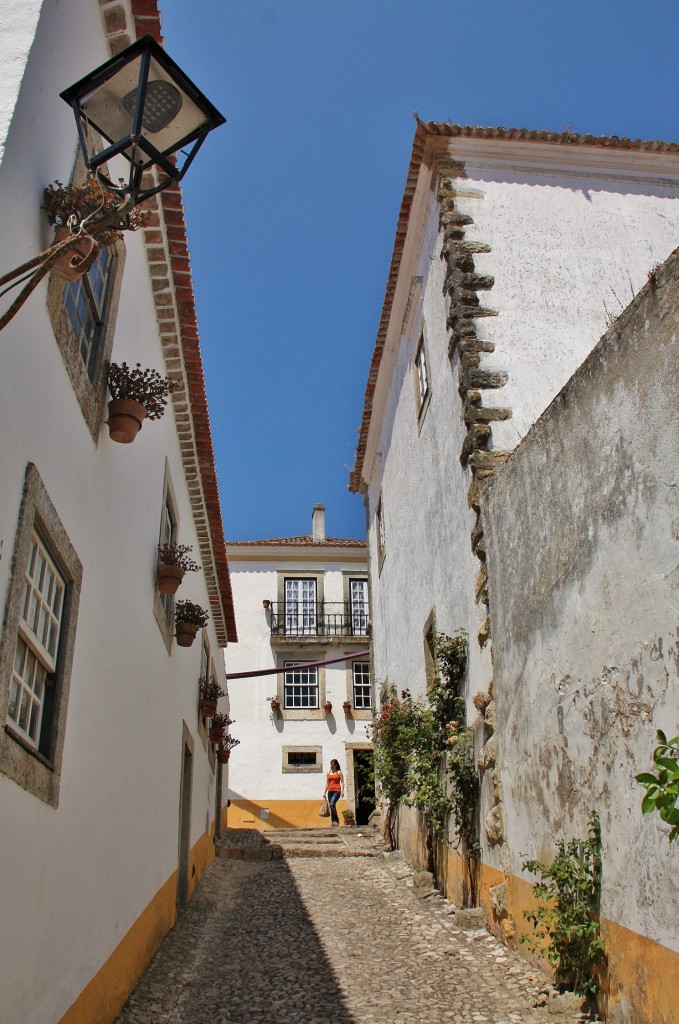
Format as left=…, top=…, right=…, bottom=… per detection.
left=115, top=828, right=591, bottom=1024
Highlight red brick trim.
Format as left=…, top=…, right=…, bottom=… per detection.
left=100, top=0, right=236, bottom=644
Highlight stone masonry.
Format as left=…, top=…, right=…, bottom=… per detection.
left=115, top=829, right=595, bottom=1024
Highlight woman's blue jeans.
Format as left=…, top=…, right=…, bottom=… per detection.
left=327, top=790, right=341, bottom=824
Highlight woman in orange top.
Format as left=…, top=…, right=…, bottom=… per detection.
left=323, top=759, right=345, bottom=826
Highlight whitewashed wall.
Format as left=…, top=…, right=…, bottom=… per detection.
left=0, top=3, right=229, bottom=1022
left=363, top=137, right=679, bottom=872
left=225, top=554, right=371, bottom=813
left=482, top=246, right=679, bottom=1014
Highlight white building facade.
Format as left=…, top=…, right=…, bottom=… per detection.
left=350, top=121, right=679, bottom=1021
left=225, top=506, right=374, bottom=830
left=0, top=3, right=236, bottom=1023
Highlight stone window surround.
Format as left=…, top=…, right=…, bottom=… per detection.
left=0, top=463, right=83, bottom=808
left=413, top=324, right=432, bottom=430
left=375, top=496, right=386, bottom=574
left=275, top=570, right=325, bottom=607
left=153, top=460, right=180, bottom=654
left=282, top=746, right=323, bottom=773
left=274, top=650, right=327, bottom=720
left=341, top=571, right=369, bottom=635
left=343, top=654, right=373, bottom=720
left=45, top=151, right=126, bottom=443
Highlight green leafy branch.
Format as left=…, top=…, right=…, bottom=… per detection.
left=522, top=811, right=605, bottom=1000
left=635, top=730, right=679, bottom=841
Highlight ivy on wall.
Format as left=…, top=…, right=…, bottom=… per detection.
left=371, top=631, right=479, bottom=866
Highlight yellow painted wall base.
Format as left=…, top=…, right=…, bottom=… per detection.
left=58, top=829, right=216, bottom=1024
left=228, top=798, right=349, bottom=830
left=392, top=815, right=679, bottom=1024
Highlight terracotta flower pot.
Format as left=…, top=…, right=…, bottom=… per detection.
left=107, top=398, right=147, bottom=444
left=157, top=563, right=185, bottom=595
left=323, top=702, right=333, bottom=715
left=175, top=621, right=199, bottom=647
left=270, top=699, right=281, bottom=713
left=51, top=225, right=99, bottom=282
left=216, top=748, right=230, bottom=764
left=209, top=726, right=225, bottom=744
left=343, top=701, right=352, bottom=714
left=199, top=698, right=218, bottom=718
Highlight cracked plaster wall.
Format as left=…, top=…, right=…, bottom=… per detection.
left=483, top=247, right=679, bottom=954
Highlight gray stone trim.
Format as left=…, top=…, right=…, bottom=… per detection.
left=0, top=464, right=83, bottom=807
left=437, top=175, right=513, bottom=648
left=282, top=746, right=323, bottom=773
left=45, top=151, right=127, bottom=443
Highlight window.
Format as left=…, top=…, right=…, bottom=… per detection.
left=414, top=329, right=432, bottom=424
left=285, top=578, right=317, bottom=636
left=284, top=661, right=319, bottom=708
left=282, top=745, right=323, bottom=773
left=349, top=578, right=369, bottom=636
left=376, top=497, right=386, bottom=569
left=159, top=491, right=177, bottom=622
left=7, top=534, right=65, bottom=750
left=288, top=751, right=317, bottom=767
left=63, top=246, right=115, bottom=382
left=352, top=661, right=372, bottom=709
left=0, top=464, right=82, bottom=806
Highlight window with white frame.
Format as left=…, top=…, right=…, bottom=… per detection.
left=415, top=334, right=429, bottom=405
left=352, top=661, right=372, bottom=709
left=63, top=246, right=115, bottom=382
left=285, top=578, right=317, bottom=635
left=0, top=464, right=82, bottom=806
left=349, top=578, right=369, bottom=636
left=284, top=661, right=319, bottom=708
left=8, top=534, right=65, bottom=749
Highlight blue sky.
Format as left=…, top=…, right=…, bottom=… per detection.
left=159, top=0, right=679, bottom=542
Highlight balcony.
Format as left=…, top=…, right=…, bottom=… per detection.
left=269, top=601, right=369, bottom=643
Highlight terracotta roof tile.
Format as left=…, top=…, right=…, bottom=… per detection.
left=107, top=2, right=237, bottom=644
left=228, top=536, right=366, bottom=548
left=349, top=118, right=679, bottom=493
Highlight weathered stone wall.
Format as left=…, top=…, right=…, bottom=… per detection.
left=483, top=248, right=679, bottom=1022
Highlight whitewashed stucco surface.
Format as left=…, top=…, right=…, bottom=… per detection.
left=0, top=3, right=230, bottom=1022
left=483, top=247, right=679, bottom=952
left=225, top=551, right=371, bottom=810
left=362, top=139, right=679, bottom=871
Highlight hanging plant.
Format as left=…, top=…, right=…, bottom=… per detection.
left=175, top=599, right=209, bottom=647
left=106, top=362, right=179, bottom=443
left=156, top=542, right=200, bottom=595
left=198, top=675, right=225, bottom=718
left=209, top=712, right=234, bottom=744
left=43, top=177, right=146, bottom=236
left=217, top=734, right=240, bottom=763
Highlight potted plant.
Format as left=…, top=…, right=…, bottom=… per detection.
left=199, top=675, right=225, bottom=718
left=342, top=808, right=356, bottom=827
left=267, top=695, right=281, bottom=714
left=175, top=599, right=209, bottom=647
left=209, top=712, right=233, bottom=744
left=42, top=178, right=145, bottom=281
left=343, top=700, right=352, bottom=715
left=323, top=701, right=333, bottom=715
left=157, top=542, right=200, bottom=595
left=106, top=361, right=178, bottom=444
left=217, top=734, right=240, bottom=764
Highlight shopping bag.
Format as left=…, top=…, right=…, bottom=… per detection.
left=319, top=797, right=330, bottom=817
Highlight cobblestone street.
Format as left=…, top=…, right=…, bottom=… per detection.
left=115, top=829, right=590, bottom=1024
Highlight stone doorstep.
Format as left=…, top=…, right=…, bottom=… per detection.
left=280, top=845, right=380, bottom=858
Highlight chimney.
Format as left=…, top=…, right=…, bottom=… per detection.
left=312, top=504, right=326, bottom=542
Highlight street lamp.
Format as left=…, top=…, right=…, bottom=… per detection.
left=60, top=34, right=226, bottom=204
left=0, top=35, right=225, bottom=330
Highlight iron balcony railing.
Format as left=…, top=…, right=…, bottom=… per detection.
left=270, top=601, right=369, bottom=639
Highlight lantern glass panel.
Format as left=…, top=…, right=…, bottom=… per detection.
left=80, top=55, right=211, bottom=168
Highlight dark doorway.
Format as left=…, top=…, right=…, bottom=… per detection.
left=353, top=748, right=375, bottom=826
left=177, top=738, right=193, bottom=908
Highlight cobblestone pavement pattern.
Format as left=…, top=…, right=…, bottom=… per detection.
left=115, top=829, right=593, bottom=1024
